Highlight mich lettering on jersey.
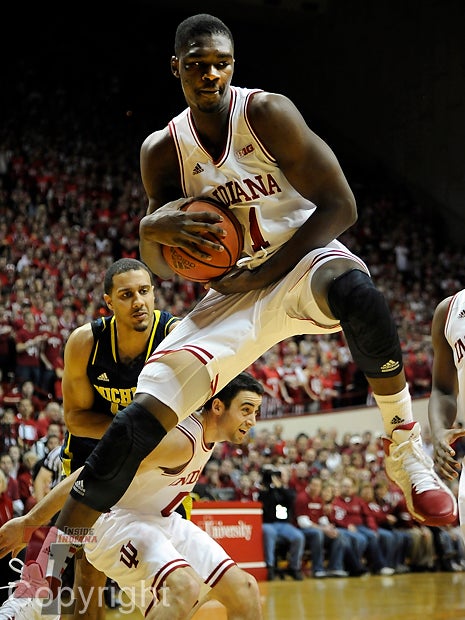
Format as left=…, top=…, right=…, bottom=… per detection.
left=211, top=173, right=282, bottom=206
left=93, top=384, right=136, bottom=409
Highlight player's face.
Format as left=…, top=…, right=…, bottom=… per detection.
left=105, top=270, right=155, bottom=332
left=223, top=390, right=262, bottom=444
left=173, top=33, right=234, bottom=114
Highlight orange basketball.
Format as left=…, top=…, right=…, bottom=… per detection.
left=161, top=200, right=244, bottom=283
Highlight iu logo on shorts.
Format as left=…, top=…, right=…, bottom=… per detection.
left=120, top=540, right=139, bottom=568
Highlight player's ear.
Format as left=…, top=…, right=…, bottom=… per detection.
left=212, top=398, right=224, bottom=417
left=171, top=56, right=180, bottom=78
left=103, top=293, right=113, bottom=311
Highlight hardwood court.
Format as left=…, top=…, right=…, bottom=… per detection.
left=107, top=571, right=465, bottom=619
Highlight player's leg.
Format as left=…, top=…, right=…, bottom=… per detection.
left=310, top=254, right=456, bottom=526
left=144, top=566, right=202, bottom=620
left=72, top=551, right=107, bottom=620
left=188, top=565, right=262, bottom=620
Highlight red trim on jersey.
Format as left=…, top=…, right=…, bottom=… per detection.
left=240, top=87, right=276, bottom=163
left=168, top=121, right=187, bottom=195
left=146, top=344, right=214, bottom=366
left=445, top=292, right=458, bottom=335
left=206, top=558, right=237, bottom=587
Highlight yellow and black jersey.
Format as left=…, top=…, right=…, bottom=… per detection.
left=61, top=310, right=179, bottom=476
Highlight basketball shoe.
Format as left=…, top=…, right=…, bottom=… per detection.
left=0, top=560, right=59, bottom=620
left=383, top=421, right=457, bottom=526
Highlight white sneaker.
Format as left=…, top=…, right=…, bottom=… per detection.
left=0, top=595, right=43, bottom=620
left=0, top=559, right=58, bottom=620
left=328, top=569, right=349, bottom=578
left=383, top=421, right=457, bottom=526
left=379, top=567, right=395, bottom=576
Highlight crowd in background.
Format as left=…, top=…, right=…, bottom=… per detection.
left=2, top=71, right=465, bottom=581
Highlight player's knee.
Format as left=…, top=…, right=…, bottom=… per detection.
left=214, top=567, right=261, bottom=614
left=328, top=269, right=378, bottom=320
left=327, top=269, right=402, bottom=378
left=161, top=568, right=201, bottom=616
left=70, top=402, right=170, bottom=512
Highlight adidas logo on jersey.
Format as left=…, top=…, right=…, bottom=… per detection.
left=192, top=162, right=204, bottom=175
left=72, top=479, right=86, bottom=496
left=458, top=309, right=465, bottom=319
left=97, top=372, right=109, bottom=381
left=380, top=359, right=400, bottom=373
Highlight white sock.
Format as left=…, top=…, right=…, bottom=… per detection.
left=373, top=385, right=413, bottom=436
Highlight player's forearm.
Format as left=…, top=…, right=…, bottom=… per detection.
left=428, top=390, right=458, bottom=434
left=23, top=469, right=81, bottom=527
left=65, top=410, right=113, bottom=439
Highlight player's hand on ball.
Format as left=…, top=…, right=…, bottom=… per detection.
left=140, top=200, right=226, bottom=260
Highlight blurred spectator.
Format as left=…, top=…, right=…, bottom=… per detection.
left=7, top=445, right=21, bottom=479
left=360, top=481, right=410, bottom=573
left=39, top=314, right=65, bottom=398
left=288, top=461, right=311, bottom=494
left=35, top=401, right=64, bottom=438
left=270, top=423, right=287, bottom=458
left=0, top=452, right=23, bottom=516
left=294, top=477, right=348, bottom=578
left=0, top=305, right=15, bottom=383
left=392, top=493, right=436, bottom=572
left=218, top=458, right=240, bottom=497
left=16, top=449, right=38, bottom=513
left=330, top=476, right=394, bottom=575
left=253, top=354, right=293, bottom=417
left=32, top=428, right=62, bottom=463
left=33, top=444, right=63, bottom=504
left=0, top=469, right=15, bottom=604
left=259, top=466, right=305, bottom=581
left=234, top=473, right=260, bottom=502
left=14, top=310, right=47, bottom=386
left=278, top=353, right=310, bottom=414
left=15, top=397, right=41, bottom=449
left=0, top=409, right=19, bottom=451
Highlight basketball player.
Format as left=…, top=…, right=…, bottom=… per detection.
left=49, top=258, right=180, bottom=620
left=0, top=373, right=264, bottom=620
left=428, top=292, right=465, bottom=489
left=20, top=13, right=456, bottom=598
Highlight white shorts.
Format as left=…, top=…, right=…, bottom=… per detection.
left=84, top=510, right=235, bottom=615
left=137, top=241, right=368, bottom=419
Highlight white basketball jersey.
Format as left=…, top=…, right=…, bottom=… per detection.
left=114, top=414, right=213, bottom=515
left=169, top=86, right=317, bottom=268
left=444, top=289, right=465, bottom=418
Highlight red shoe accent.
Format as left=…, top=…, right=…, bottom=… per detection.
left=384, top=422, right=457, bottom=526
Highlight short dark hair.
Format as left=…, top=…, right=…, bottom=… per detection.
left=203, top=372, right=263, bottom=410
left=104, top=259, right=153, bottom=295
left=174, top=14, right=234, bottom=55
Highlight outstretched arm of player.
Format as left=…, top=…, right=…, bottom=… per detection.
left=428, top=297, right=465, bottom=480
left=0, top=469, right=81, bottom=559
left=62, top=324, right=114, bottom=439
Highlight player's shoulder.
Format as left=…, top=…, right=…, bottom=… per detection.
left=141, top=126, right=173, bottom=156
left=247, top=90, right=296, bottom=116
left=140, top=126, right=179, bottom=175
left=434, top=294, right=457, bottom=319
left=65, top=322, right=94, bottom=353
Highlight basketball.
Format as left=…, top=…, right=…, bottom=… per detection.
left=161, top=200, right=244, bottom=283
